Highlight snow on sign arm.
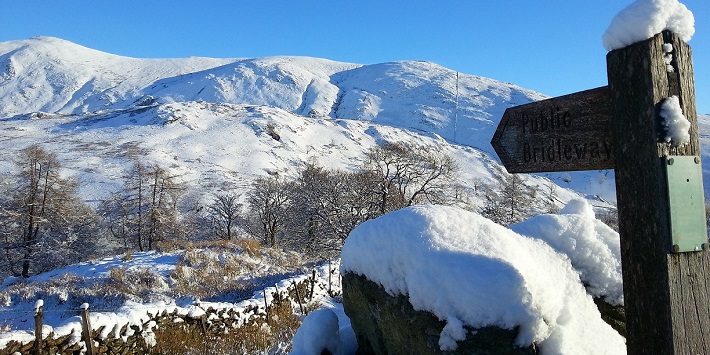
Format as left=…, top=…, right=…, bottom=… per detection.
left=602, top=0, right=694, bottom=51
left=340, top=205, right=625, bottom=354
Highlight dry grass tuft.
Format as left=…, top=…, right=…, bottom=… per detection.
left=121, top=250, right=133, bottom=262
left=236, top=238, right=262, bottom=257
left=170, top=248, right=256, bottom=299
left=106, top=267, right=167, bottom=298
left=167, top=238, right=301, bottom=300
left=0, top=321, right=11, bottom=333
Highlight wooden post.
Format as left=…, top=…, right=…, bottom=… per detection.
left=263, top=288, right=270, bottom=323
left=199, top=315, right=207, bottom=334
left=310, top=270, right=316, bottom=300
left=33, top=303, right=43, bottom=355
left=292, top=281, right=306, bottom=315
left=328, top=261, right=332, bottom=295
left=80, top=304, right=95, bottom=355
left=607, top=30, right=710, bottom=354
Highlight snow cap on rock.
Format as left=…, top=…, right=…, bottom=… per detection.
left=341, top=205, right=625, bottom=354
left=510, top=199, right=623, bottom=306
left=559, top=198, right=596, bottom=219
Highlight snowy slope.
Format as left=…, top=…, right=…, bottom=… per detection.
left=0, top=37, right=543, bottom=153
left=1, top=37, right=583, bottom=210
left=0, top=37, right=238, bottom=115
left=1, top=101, right=559, bottom=212
left=5, top=37, right=706, bottom=208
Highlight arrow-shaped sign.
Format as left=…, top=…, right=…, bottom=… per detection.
left=491, top=86, right=614, bottom=173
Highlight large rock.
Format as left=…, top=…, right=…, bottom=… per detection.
left=594, top=298, right=626, bottom=337
left=342, top=272, right=538, bottom=354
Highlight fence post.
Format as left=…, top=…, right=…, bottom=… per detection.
left=199, top=315, right=207, bottom=334
left=328, top=261, right=332, bottom=295
left=292, top=281, right=306, bottom=315
left=80, top=303, right=95, bottom=355
left=309, top=270, right=316, bottom=300
left=33, top=300, right=43, bottom=355
left=263, top=288, right=270, bottom=323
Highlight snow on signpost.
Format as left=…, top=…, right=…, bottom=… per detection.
left=602, top=0, right=694, bottom=51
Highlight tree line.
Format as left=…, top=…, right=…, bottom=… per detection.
left=0, top=142, right=545, bottom=279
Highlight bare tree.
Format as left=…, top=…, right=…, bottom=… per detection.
left=0, top=145, right=98, bottom=278
left=207, top=193, right=243, bottom=240
left=481, top=173, right=534, bottom=226
left=145, top=165, right=183, bottom=249
left=246, top=175, right=290, bottom=247
left=101, top=161, right=184, bottom=251
left=364, top=142, right=457, bottom=214
left=599, top=209, right=620, bottom=232
left=242, top=143, right=457, bottom=258
left=284, top=164, right=380, bottom=258
left=481, top=186, right=508, bottom=226
left=544, top=181, right=560, bottom=214
left=100, top=191, right=134, bottom=250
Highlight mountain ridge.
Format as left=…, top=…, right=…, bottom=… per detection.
left=0, top=37, right=545, bottom=154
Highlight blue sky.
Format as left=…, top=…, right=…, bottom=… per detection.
left=1, top=1, right=708, bottom=113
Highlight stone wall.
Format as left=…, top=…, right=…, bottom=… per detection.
left=0, top=277, right=321, bottom=355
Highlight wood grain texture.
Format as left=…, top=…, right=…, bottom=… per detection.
left=491, top=86, right=613, bottom=173
left=607, top=31, right=710, bottom=355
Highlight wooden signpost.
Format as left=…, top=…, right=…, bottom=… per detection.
left=491, top=30, right=710, bottom=354
left=491, top=86, right=613, bottom=173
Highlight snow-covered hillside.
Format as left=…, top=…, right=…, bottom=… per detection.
left=0, top=37, right=543, bottom=150
left=0, top=36, right=590, bottom=209
left=0, top=37, right=704, bottom=207
left=2, top=34, right=708, bottom=354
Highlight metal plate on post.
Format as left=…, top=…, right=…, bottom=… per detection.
left=664, top=156, right=708, bottom=252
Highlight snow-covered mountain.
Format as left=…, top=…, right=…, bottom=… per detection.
left=0, top=37, right=543, bottom=147
left=3, top=36, right=696, bottom=208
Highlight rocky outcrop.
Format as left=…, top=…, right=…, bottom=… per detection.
left=342, top=272, right=538, bottom=354
left=594, top=297, right=626, bottom=337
